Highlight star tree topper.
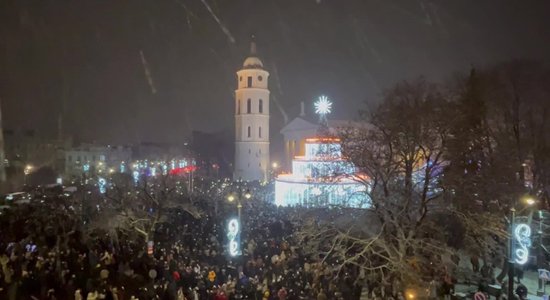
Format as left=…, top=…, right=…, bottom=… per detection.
left=314, top=95, right=332, bottom=115
left=314, top=95, right=332, bottom=136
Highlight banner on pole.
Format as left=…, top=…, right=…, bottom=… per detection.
left=539, top=269, right=550, bottom=281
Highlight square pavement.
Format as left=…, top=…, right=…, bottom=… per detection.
left=454, top=269, right=547, bottom=299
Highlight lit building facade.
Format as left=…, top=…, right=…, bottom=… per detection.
left=275, top=137, right=369, bottom=208
left=234, top=40, right=270, bottom=181
left=64, top=144, right=132, bottom=177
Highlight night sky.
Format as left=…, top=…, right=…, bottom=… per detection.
left=1, top=0, right=549, bottom=144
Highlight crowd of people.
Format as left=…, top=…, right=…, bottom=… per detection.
left=0, top=183, right=457, bottom=300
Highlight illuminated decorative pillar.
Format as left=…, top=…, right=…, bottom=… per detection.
left=98, top=177, right=107, bottom=194
left=227, top=218, right=241, bottom=256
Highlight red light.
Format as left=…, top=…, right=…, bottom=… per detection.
left=169, top=165, right=197, bottom=175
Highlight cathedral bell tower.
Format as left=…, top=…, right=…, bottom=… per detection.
left=234, top=39, right=270, bottom=181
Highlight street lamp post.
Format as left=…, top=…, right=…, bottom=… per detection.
left=228, top=189, right=251, bottom=227
left=538, top=210, right=545, bottom=296
left=507, top=196, right=536, bottom=300
left=508, top=207, right=516, bottom=300
left=227, top=180, right=251, bottom=257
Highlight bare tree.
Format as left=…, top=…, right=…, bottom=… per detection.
left=87, top=174, right=202, bottom=247
left=296, top=78, right=454, bottom=286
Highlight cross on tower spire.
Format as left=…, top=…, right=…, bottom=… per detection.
left=250, top=35, right=257, bottom=55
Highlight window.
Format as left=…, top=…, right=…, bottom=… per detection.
left=258, top=75, right=263, bottom=81
left=92, top=155, right=96, bottom=161
left=259, top=127, right=262, bottom=138
left=247, top=76, right=252, bottom=87
left=249, top=149, right=251, bottom=154
left=247, top=99, right=251, bottom=113
left=259, top=99, right=263, bottom=113
left=247, top=126, right=251, bottom=138
left=237, top=100, right=240, bottom=114
left=239, top=76, right=242, bottom=82
left=68, top=155, right=72, bottom=162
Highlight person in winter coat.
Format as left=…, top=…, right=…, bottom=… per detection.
left=515, top=283, right=528, bottom=300
left=86, top=290, right=99, bottom=300
left=213, top=289, right=228, bottom=300
left=176, top=288, right=186, bottom=300
left=277, top=287, right=288, bottom=300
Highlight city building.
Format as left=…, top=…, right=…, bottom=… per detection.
left=63, top=144, right=132, bottom=178
left=132, top=142, right=190, bottom=161
left=1, top=128, right=66, bottom=188
left=234, top=40, right=270, bottom=182
left=2, top=129, right=60, bottom=170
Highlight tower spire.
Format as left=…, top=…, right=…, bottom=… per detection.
left=235, top=35, right=270, bottom=181
left=250, top=35, right=257, bottom=55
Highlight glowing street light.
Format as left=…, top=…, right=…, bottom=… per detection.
left=24, top=165, right=33, bottom=175
left=524, top=197, right=536, bottom=206
left=272, top=162, right=278, bottom=169
left=23, top=164, right=33, bottom=185
left=227, top=194, right=235, bottom=202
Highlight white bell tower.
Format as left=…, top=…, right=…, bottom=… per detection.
left=234, top=40, right=270, bottom=181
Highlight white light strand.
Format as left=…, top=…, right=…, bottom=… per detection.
left=227, top=218, right=240, bottom=256
left=514, top=223, right=531, bottom=265
left=98, top=177, right=107, bottom=194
